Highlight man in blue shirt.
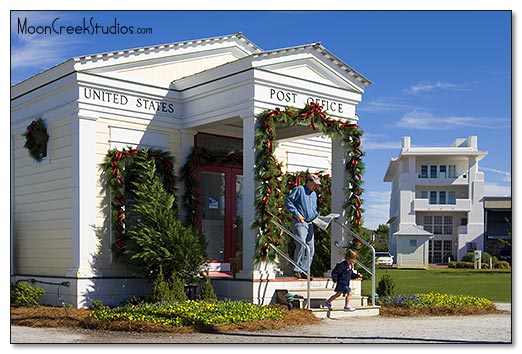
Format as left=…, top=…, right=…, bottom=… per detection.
left=285, top=174, right=321, bottom=279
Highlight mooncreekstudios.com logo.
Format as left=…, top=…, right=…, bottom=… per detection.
left=17, top=16, right=153, bottom=35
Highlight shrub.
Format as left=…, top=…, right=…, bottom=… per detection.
left=120, top=296, right=148, bottom=306
left=150, top=269, right=188, bottom=303
left=11, top=282, right=45, bottom=308
left=495, top=261, right=511, bottom=270
left=199, top=276, right=218, bottom=302
left=376, top=272, right=395, bottom=297
left=461, top=251, right=497, bottom=265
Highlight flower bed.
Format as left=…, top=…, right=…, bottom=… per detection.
left=90, top=300, right=284, bottom=327
left=377, top=292, right=497, bottom=316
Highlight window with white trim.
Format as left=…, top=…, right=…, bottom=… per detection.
left=423, top=215, right=453, bottom=235
left=420, top=165, right=428, bottom=178
left=422, top=190, right=457, bottom=205
left=430, top=165, right=438, bottom=178
left=448, top=165, right=457, bottom=178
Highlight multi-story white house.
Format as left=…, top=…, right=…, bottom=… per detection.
left=384, top=136, right=487, bottom=267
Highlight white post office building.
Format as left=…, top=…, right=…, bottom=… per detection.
left=11, top=33, right=371, bottom=307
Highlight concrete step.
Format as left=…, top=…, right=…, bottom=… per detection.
left=281, top=285, right=368, bottom=308
left=276, top=286, right=379, bottom=318
left=311, top=305, right=381, bottom=319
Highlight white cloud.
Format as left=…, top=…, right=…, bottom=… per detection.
left=357, top=98, right=413, bottom=113
left=404, top=81, right=460, bottom=95
left=362, top=133, right=401, bottom=150
left=11, top=11, right=84, bottom=78
left=480, top=167, right=511, bottom=182
left=484, top=183, right=511, bottom=197
left=395, top=110, right=510, bottom=130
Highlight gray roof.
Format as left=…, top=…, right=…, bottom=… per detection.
left=393, top=225, right=433, bottom=236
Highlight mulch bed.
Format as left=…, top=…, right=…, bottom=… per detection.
left=11, top=306, right=322, bottom=334
left=11, top=303, right=499, bottom=333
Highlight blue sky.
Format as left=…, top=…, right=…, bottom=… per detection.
left=9, top=9, right=512, bottom=230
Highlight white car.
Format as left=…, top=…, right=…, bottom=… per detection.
left=375, top=252, right=394, bottom=267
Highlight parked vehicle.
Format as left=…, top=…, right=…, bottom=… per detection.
left=375, top=252, right=394, bottom=267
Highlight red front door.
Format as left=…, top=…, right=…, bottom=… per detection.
left=198, top=165, right=243, bottom=263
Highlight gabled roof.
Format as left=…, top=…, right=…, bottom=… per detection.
left=12, top=32, right=370, bottom=98
left=171, top=40, right=371, bottom=94
left=74, top=32, right=262, bottom=64
left=12, top=32, right=261, bottom=91
left=252, top=42, right=372, bottom=88
left=393, top=225, right=433, bottom=237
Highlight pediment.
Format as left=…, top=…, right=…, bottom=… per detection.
left=258, top=56, right=365, bottom=94
left=76, top=33, right=259, bottom=87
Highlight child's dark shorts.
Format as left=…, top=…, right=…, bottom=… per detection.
left=334, top=284, right=352, bottom=294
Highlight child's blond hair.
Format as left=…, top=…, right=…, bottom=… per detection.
left=345, top=249, right=358, bottom=262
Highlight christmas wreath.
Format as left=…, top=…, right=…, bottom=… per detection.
left=253, top=103, right=365, bottom=263
left=23, top=118, right=49, bottom=162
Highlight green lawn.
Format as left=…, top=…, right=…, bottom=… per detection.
left=361, top=268, right=511, bottom=302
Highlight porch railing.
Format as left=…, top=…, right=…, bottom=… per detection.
left=333, top=218, right=376, bottom=305
left=269, top=219, right=311, bottom=309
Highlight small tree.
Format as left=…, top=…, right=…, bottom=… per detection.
left=170, top=274, right=189, bottom=302
left=376, top=272, right=395, bottom=298
left=150, top=268, right=188, bottom=303
left=123, top=151, right=205, bottom=285
left=199, top=275, right=218, bottom=302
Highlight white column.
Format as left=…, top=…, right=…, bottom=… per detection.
left=66, top=116, right=99, bottom=278
left=236, top=115, right=276, bottom=280
left=330, top=135, right=347, bottom=274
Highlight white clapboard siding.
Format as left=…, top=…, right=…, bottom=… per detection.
left=275, top=135, right=332, bottom=174
left=13, top=119, right=73, bottom=276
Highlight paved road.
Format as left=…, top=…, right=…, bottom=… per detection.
left=10, top=303, right=512, bottom=344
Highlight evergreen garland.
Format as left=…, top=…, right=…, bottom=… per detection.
left=253, top=103, right=365, bottom=263
left=180, top=146, right=242, bottom=227
left=101, top=147, right=177, bottom=253
left=22, top=118, right=49, bottom=162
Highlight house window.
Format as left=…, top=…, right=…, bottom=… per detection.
left=423, top=216, right=433, bottom=233
left=448, top=191, right=457, bottom=204
left=410, top=239, right=417, bottom=247
left=439, top=165, right=447, bottom=178
left=420, top=191, right=428, bottom=199
left=430, top=165, right=438, bottom=178
left=433, top=216, right=443, bottom=234
left=429, top=191, right=437, bottom=204
left=439, top=191, right=446, bottom=204
left=448, top=165, right=457, bottom=178
left=424, top=215, right=452, bottom=235
left=444, top=216, right=453, bottom=234
left=420, top=165, right=428, bottom=178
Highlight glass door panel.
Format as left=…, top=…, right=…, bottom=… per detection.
left=201, top=171, right=226, bottom=261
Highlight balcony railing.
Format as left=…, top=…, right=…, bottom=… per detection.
left=413, top=198, right=471, bottom=211
left=416, top=174, right=468, bottom=185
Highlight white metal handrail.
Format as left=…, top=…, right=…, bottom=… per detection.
left=333, top=219, right=377, bottom=306
left=270, top=219, right=311, bottom=309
